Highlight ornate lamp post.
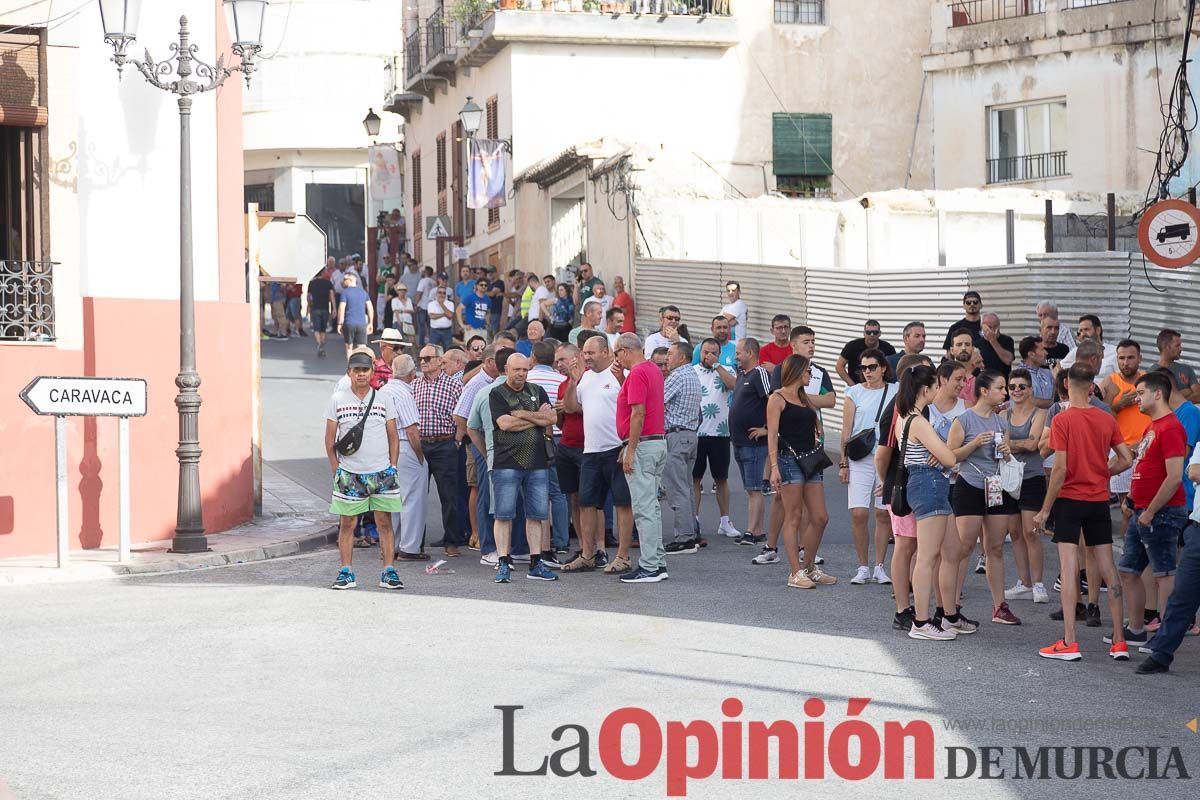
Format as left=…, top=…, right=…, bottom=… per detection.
left=99, top=1, right=268, bottom=553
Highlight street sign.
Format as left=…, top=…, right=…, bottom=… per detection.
left=258, top=214, right=328, bottom=279
left=452, top=246, right=469, bottom=262
left=425, top=215, right=452, bottom=240
left=1137, top=199, right=1200, bottom=268
left=19, top=376, right=146, bottom=567
left=20, top=376, right=147, bottom=417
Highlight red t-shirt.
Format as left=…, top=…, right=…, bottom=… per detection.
left=1049, top=406, right=1124, bottom=502
left=1130, top=414, right=1188, bottom=508
left=612, top=292, right=636, bottom=333
left=760, top=342, right=792, bottom=366
left=617, top=361, right=665, bottom=440
left=558, top=376, right=585, bottom=449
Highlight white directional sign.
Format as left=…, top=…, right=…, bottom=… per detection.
left=20, top=376, right=147, bottom=417
left=425, top=215, right=452, bottom=240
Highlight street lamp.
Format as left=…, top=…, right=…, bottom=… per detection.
left=100, top=1, right=268, bottom=554
left=458, top=96, right=484, bottom=138
left=362, top=108, right=382, bottom=138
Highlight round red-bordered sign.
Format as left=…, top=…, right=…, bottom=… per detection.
left=1138, top=199, right=1200, bottom=269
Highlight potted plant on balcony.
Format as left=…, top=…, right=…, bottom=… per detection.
left=499, top=0, right=520, bottom=9
left=582, top=0, right=600, bottom=12
left=452, top=0, right=491, bottom=37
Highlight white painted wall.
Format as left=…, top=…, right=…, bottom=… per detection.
left=0, top=0, right=229, bottom=349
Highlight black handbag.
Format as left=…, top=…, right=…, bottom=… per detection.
left=333, top=389, right=376, bottom=457
left=843, top=388, right=889, bottom=462
left=797, top=446, right=834, bottom=479
left=889, top=415, right=917, bottom=517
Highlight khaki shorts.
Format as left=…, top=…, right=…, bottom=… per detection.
left=466, top=452, right=478, bottom=487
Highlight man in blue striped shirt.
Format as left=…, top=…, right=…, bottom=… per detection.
left=663, top=342, right=704, bottom=554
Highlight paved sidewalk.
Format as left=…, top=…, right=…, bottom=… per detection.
left=0, top=463, right=336, bottom=586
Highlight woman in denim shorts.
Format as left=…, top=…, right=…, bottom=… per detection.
left=894, top=365, right=965, bottom=641
left=767, top=355, right=833, bottom=590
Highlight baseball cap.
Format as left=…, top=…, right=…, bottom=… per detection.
left=347, top=346, right=374, bottom=369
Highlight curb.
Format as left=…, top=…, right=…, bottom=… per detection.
left=108, top=525, right=340, bottom=576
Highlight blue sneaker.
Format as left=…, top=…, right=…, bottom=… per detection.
left=331, top=567, right=356, bottom=590
left=527, top=562, right=559, bottom=581
left=379, top=566, right=404, bottom=590
left=620, top=565, right=669, bottom=583
left=495, top=561, right=513, bottom=583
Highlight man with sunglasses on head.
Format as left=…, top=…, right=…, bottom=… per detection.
left=643, top=305, right=688, bottom=357
left=942, top=290, right=984, bottom=352
left=837, top=319, right=896, bottom=386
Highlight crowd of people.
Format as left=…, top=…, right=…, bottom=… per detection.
left=321, top=275, right=1200, bottom=673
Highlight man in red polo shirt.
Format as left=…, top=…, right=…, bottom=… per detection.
left=1035, top=365, right=1134, bottom=662
left=615, top=332, right=669, bottom=583
left=759, top=314, right=793, bottom=366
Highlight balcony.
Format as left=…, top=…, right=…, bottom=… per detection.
left=405, top=29, right=422, bottom=83
left=950, top=0, right=1044, bottom=26
left=425, top=8, right=458, bottom=80
left=986, top=151, right=1067, bottom=184
left=0, top=260, right=55, bottom=342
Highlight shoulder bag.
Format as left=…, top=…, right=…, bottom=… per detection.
left=334, top=389, right=376, bottom=457
left=843, top=386, right=890, bottom=462
left=889, top=415, right=918, bottom=517
left=784, top=412, right=832, bottom=480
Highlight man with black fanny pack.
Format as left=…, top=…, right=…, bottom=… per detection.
left=325, top=346, right=404, bottom=591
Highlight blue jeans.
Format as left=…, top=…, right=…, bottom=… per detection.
left=491, top=469, right=550, bottom=521
left=474, top=447, right=527, bottom=555
left=906, top=465, right=952, bottom=521
left=430, top=327, right=452, bottom=351
left=1150, top=521, right=1200, bottom=667
left=548, top=441, right=569, bottom=549
left=1120, top=506, right=1187, bottom=577
left=734, top=444, right=767, bottom=493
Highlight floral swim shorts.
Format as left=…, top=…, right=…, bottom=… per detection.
left=329, top=465, right=404, bottom=517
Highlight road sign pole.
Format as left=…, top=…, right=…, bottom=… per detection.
left=55, top=415, right=68, bottom=568
left=119, top=416, right=131, bottom=563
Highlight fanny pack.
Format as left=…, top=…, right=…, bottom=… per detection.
left=334, top=389, right=376, bottom=457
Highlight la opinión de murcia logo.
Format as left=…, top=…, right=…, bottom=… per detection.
left=496, top=699, right=1191, bottom=796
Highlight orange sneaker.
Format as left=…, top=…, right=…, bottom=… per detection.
left=1038, top=639, right=1082, bottom=661
left=1108, top=642, right=1130, bottom=661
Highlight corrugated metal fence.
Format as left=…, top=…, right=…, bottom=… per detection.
left=635, top=253, right=1200, bottom=439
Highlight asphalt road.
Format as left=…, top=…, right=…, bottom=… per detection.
left=1, top=335, right=1197, bottom=799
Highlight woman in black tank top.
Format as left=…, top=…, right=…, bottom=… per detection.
left=767, top=355, right=832, bottom=590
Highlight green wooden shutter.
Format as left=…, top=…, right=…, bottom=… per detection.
left=772, top=113, right=833, bottom=176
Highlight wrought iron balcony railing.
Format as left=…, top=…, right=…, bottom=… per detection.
left=986, top=150, right=1068, bottom=184
left=950, top=0, right=1045, bottom=27
left=0, top=260, right=55, bottom=341
left=426, top=8, right=456, bottom=62
left=405, top=29, right=422, bottom=81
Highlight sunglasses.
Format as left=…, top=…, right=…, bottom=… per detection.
left=1010, top=383, right=1029, bottom=390
left=864, top=330, right=881, bottom=336
left=964, top=300, right=981, bottom=306
left=861, top=364, right=882, bottom=372
left=419, top=356, right=438, bottom=362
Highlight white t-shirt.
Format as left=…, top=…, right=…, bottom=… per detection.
left=416, top=276, right=437, bottom=310
left=530, top=285, right=553, bottom=319
left=326, top=387, right=396, bottom=474
left=428, top=298, right=454, bottom=329
left=577, top=367, right=624, bottom=453
left=694, top=364, right=732, bottom=438
left=845, top=383, right=898, bottom=439
left=589, top=295, right=612, bottom=317
left=643, top=331, right=687, bottom=358
left=391, top=297, right=415, bottom=335
left=721, top=299, right=748, bottom=340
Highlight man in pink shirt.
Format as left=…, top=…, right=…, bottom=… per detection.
left=615, top=332, right=669, bottom=583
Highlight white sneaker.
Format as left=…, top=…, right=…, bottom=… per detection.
left=1004, top=581, right=1032, bottom=600
left=751, top=546, right=780, bottom=565
left=798, top=547, right=825, bottom=565
left=479, top=552, right=499, bottom=567
left=850, top=565, right=871, bottom=585
left=1032, top=583, right=1049, bottom=604
left=872, top=564, right=892, bottom=584
left=909, top=621, right=957, bottom=640
left=511, top=553, right=531, bottom=564
left=719, top=519, right=741, bottom=538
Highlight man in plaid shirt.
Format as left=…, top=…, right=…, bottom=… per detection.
left=412, top=344, right=465, bottom=557
left=662, top=342, right=704, bottom=554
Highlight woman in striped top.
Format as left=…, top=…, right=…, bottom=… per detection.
left=895, top=365, right=962, bottom=641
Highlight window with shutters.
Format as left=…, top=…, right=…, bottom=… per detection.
left=453, top=121, right=473, bottom=239
left=436, top=133, right=447, bottom=192
left=411, top=150, right=423, bottom=207
left=0, top=30, right=52, bottom=341
left=772, top=113, right=833, bottom=197
left=486, top=96, right=500, bottom=229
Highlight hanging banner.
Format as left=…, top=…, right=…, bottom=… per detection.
left=369, top=145, right=403, bottom=202
left=468, top=138, right=507, bottom=210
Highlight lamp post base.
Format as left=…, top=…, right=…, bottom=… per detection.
left=169, top=531, right=210, bottom=554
